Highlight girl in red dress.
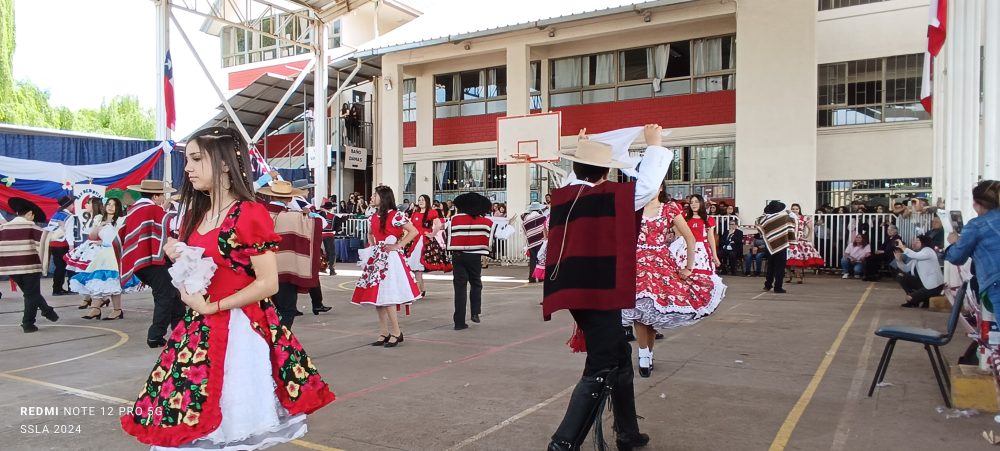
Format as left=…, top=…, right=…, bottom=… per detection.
left=405, top=194, right=452, bottom=296
left=785, top=202, right=825, bottom=283
left=121, top=128, right=334, bottom=450
left=352, top=186, right=421, bottom=348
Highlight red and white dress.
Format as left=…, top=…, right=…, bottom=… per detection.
left=352, top=210, right=422, bottom=306
left=120, top=201, right=335, bottom=450
left=622, top=203, right=724, bottom=330
left=786, top=213, right=825, bottom=267
left=670, top=215, right=716, bottom=276
left=405, top=209, right=452, bottom=273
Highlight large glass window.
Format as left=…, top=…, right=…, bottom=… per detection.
left=662, top=143, right=736, bottom=200
left=402, top=163, right=416, bottom=202
left=818, top=53, right=928, bottom=127
left=434, top=67, right=507, bottom=118
left=328, top=19, right=342, bottom=49
left=433, top=158, right=506, bottom=201
left=221, top=13, right=312, bottom=68
left=818, top=0, right=889, bottom=11
left=402, top=79, right=417, bottom=122
left=550, top=35, right=735, bottom=107
left=530, top=61, right=542, bottom=110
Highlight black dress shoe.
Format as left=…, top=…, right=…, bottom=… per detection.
left=763, top=285, right=772, bottom=291
left=654, top=332, right=664, bottom=340
left=471, top=314, right=480, bottom=323
left=147, top=339, right=167, bottom=348
left=638, top=365, right=651, bottom=378
left=294, top=311, right=304, bottom=316
left=42, top=310, right=59, bottom=322
left=22, top=324, right=39, bottom=333
left=52, top=290, right=70, bottom=296
left=384, top=334, right=402, bottom=348
left=617, top=432, right=650, bottom=451
left=312, top=306, right=332, bottom=315
left=371, top=335, right=389, bottom=346
left=454, top=324, right=469, bottom=330
left=901, top=302, right=919, bottom=308
left=773, top=288, right=787, bottom=294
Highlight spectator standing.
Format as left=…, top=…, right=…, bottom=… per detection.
left=945, top=180, right=1000, bottom=311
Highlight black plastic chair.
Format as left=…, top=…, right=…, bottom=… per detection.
left=867, top=280, right=970, bottom=407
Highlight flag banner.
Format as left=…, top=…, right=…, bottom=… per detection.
left=921, top=0, right=947, bottom=113
left=164, top=50, right=176, bottom=131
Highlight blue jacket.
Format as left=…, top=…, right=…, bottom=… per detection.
left=945, top=209, right=1000, bottom=302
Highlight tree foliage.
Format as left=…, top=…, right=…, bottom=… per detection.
left=0, top=0, right=154, bottom=139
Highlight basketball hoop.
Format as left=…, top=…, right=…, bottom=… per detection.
left=496, top=112, right=561, bottom=165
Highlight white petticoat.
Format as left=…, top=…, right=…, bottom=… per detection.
left=151, top=308, right=306, bottom=451
left=405, top=236, right=426, bottom=272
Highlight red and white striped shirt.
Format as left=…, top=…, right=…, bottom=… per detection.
left=446, top=214, right=494, bottom=255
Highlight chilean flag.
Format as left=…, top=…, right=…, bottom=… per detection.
left=921, top=0, right=947, bottom=113
left=164, top=50, right=176, bottom=131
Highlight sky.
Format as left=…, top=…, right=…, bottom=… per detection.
left=12, top=0, right=225, bottom=136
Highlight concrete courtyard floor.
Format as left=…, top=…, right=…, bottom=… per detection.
left=1, top=268, right=997, bottom=450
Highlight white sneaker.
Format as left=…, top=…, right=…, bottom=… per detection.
left=842, top=274, right=851, bottom=279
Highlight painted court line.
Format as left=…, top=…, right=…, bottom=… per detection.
left=831, top=309, right=882, bottom=451
left=767, top=283, right=874, bottom=451
left=444, top=384, right=576, bottom=451
left=0, top=324, right=129, bottom=374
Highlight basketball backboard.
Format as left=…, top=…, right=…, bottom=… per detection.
left=496, top=112, right=561, bottom=165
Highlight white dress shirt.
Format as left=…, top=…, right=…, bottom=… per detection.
left=903, top=247, right=944, bottom=289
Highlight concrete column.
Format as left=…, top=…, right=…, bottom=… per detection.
left=946, top=0, right=983, bottom=219
left=734, top=0, right=817, bottom=219
left=416, top=73, right=435, bottom=151
left=984, top=0, right=1000, bottom=180
left=505, top=43, right=531, bottom=214
left=312, top=19, right=329, bottom=205
left=379, top=58, right=405, bottom=195
left=415, top=160, right=433, bottom=199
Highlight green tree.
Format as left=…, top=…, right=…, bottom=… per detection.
left=0, top=0, right=14, bottom=102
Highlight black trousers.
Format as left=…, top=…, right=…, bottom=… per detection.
left=452, top=252, right=483, bottom=326
left=720, top=250, right=742, bottom=275
left=274, top=282, right=299, bottom=329
left=309, top=285, right=324, bottom=309
left=322, top=237, right=336, bottom=272
left=50, top=247, right=69, bottom=292
left=568, top=308, right=640, bottom=435
left=11, top=273, right=55, bottom=326
left=898, top=273, right=944, bottom=306
left=765, top=249, right=788, bottom=290
left=527, top=246, right=540, bottom=280
left=136, top=265, right=184, bottom=342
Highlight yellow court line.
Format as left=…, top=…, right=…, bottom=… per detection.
left=0, top=372, right=132, bottom=404
left=290, top=439, right=347, bottom=451
left=0, top=324, right=129, bottom=374
left=768, top=283, right=874, bottom=451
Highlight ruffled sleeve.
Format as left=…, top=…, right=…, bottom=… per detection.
left=391, top=210, right=409, bottom=227
left=663, top=202, right=683, bottom=221
left=707, top=216, right=717, bottom=229
left=233, top=202, right=280, bottom=255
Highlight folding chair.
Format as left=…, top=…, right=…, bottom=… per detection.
left=867, top=280, right=970, bottom=407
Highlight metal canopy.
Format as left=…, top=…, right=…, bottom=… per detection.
left=196, top=57, right=382, bottom=139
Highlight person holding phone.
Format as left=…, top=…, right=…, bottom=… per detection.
left=895, top=235, right=944, bottom=308
left=945, top=180, right=1000, bottom=310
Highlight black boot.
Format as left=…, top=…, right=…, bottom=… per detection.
left=610, top=365, right=649, bottom=450
left=548, top=370, right=614, bottom=451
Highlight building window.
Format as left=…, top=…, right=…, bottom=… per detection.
left=221, top=13, right=311, bottom=68
left=402, top=79, right=417, bottom=122
left=818, top=0, right=888, bottom=11
left=815, top=177, right=932, bottom=209
left=434, top=67, right=507, bottom=118
left=530, top=61, right=542, bottom=110
left=328, top=19, right=341, bottom=49
left=433, top=158, right=506, bottom=202
left=662, top=143, right=736, bottom=200
left=818, top=53, right=928, bottom=127
left=550, top=35, right=734, bottom=107
left=402, top=163, right=416, bottom=202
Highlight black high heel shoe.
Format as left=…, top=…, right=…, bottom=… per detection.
left=371, top=335, right=389, bottom=346
left=312, top=306, right=332, bottom=315
left=384, top=334, right=402, bottom=348
left=82, top=308, right=102, bottom=320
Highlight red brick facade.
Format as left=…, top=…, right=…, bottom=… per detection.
left=427, top=91, right=735, bottom=145
left=403, top=122, right=416, bottom=148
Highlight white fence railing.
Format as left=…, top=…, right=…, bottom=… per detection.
left=338, top=213, right=936, bottom=269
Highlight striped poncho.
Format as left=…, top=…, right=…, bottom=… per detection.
left=0, top=216, right=51, bottom=276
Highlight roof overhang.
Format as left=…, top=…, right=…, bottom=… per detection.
left=195, top=56, right=382, bottom=139
left=355, top=0, right=696, bottom=57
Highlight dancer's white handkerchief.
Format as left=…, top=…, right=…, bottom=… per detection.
left=561, top=127, right=673, bottom=185
left=168, top=243, right=218, bottom=296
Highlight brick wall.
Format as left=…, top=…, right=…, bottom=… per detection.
left=432, top=113, right=505, bottom=146
left=554, top=90, right=736, bottom=135
left=403, top=122, right=416, bottom=148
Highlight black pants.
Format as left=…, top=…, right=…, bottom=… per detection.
left=309, top=285, right=325, bottom=309
left=567, top=308, right=639, bottom=434
left=898, top=273, right=944, bottom=306
left=720, top=250, right=742, bottom=275
left=527, top=246, right=540, bottom=280
left=765, top=249, right=788, bottom=291
left=11, top=273, right=55, bottom=326
left=136, top=265, right=184, bottom=342
left=274, top=282, right=299, bottom=329
left=452, top=252, right=483, bottom=326
left=50, top=247, right=69, bottom=292
left=322, top=237, right=336, bottom=272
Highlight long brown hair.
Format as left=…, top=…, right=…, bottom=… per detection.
left=179, top=128, right=255, bottom=241
left=685, top=194, right=709, bottom=223
left=374, top=185, right=396, bottom=233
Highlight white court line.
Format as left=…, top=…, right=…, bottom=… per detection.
left=445, top=385, right=576, bottom=451
left=330, top=269, right=529, bottom=284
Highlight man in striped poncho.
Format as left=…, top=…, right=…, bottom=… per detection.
left=756, top=200, right=796, bottom=294
left=0, top=198, right=59, bottom=333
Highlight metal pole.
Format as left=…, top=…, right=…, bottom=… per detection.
left=984, top=0, right=1000, bottom=179
left=336, top=70, right=343, bottom=206
left=156, top=0, right=172, bottom=183
left=312, top=18, right=329, bottom=206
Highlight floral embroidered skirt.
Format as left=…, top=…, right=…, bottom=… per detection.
left=121, top=299, right=335, bottom=449
left=352, top=239, right=421, bottom=306
left=405, top=235, right=452, bottom=273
